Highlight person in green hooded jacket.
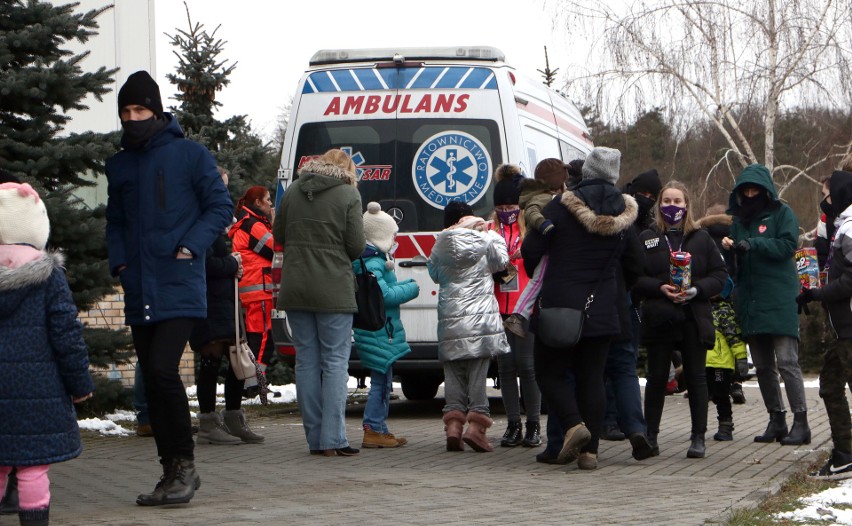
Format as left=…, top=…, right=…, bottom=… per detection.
left=721, top=163, right=810, bottom=446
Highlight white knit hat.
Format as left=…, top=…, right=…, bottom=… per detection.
left=0, top=183, right=50, bottom=250
left=582, top=147, right=621, bottom=185
left=363, top=202, right=398, bottom=254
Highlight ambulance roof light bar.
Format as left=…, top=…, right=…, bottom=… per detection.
left=309, top=46, right=507, bottom=66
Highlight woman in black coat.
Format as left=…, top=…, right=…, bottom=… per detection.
left=522, top=147, right=642, bottom=470
left=189, top=167, right=264, bottom=445
left=633, top=181, right=727, bottom=459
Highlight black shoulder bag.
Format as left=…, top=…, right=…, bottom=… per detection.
left=353, top=257, right=387, bottom=331
left=536, top=233, right=625, bottom=348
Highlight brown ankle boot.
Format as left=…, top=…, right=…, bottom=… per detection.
left=462, top=412, right=494, bottom=452
left=442, top=410, right=466, bottom=451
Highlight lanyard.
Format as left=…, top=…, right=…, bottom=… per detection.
left=499, top=222, right=521, bottom=256
left=663, top=232, right=684, bottom=254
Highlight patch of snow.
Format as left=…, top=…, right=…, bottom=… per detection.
left=776, top=479, right=852, bottom=524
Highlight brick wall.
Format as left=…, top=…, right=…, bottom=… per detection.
left=79, top=288, right=197, bottom=388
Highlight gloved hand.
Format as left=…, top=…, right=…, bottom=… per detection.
left=680, top=287, right=698, bottom=302
left=735, top=358, right=749, bottom=379
left=735, top=240, right=751, bottom=255
left=796, top=288, right=815, bottom=306
left=796, top=288, right=815, bottom=315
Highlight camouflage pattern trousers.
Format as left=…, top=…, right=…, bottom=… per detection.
left=819, top=338, right=852, bottom=452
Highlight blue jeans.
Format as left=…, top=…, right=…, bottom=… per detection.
left=363, top=367, right=393, bottom=433
left=602, top=307, right=646, bottom=435
left=287, top=310, right=353, bottom=450
left=133, top=365, right=149, bottom=426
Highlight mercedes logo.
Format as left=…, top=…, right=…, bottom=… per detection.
left=388, top=207, right=404, bottom=224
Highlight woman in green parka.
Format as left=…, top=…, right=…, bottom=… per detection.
left=721, top=163, right=810, bottom=446
left=354, top=202, right=420, bottom=449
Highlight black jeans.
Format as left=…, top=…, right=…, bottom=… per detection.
left=535, top=336, right=610, bottom=454
left=707, top=367, right=733, bottom=422
left=644, top=319, right=709, bottom=435
left=132, top=318, right=197, bottom=461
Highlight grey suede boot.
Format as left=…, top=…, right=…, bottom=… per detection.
left=197, top=412, right=242, bottom=445
left=222, top=409, right=265, bottom=443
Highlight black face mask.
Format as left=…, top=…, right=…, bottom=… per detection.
left=737, top=192, right=768, bottom=226
left=633, top=194, right=656, bottom=225
left=121, top=116, right=166, bottom=149
left=820, top=196, right=833, bottom=217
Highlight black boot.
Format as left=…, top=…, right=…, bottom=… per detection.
left=500, top=421, right=523, bottom=447
left=18, top=507, right=49, bottom=526
left=0, top=468, right=18, bottom=515
left=780, top=412, right=811, bottom=446
left=136, top=458, right=201, bottom=506
left=628, top=432, right=655, bottom=461
left=601, top=424, right=626, bottom=441
left=647, top=432, right=660, bottom=456
left=754, top=411, right=788, bottom=443
left=686, top=433, right=705, bottom=458
left=730, top=383, right=746, bottom=404
left=522, top=421, right=542, bottom=447
left=713, top=420, right=734, bottom=441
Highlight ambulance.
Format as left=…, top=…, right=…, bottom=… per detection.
left=271, top=46, right=593, bottom=399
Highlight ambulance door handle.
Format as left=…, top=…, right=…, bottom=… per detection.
left=399, top=261, right=428, bottom=268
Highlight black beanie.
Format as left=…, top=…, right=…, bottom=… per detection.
left=443, top=200, right=474, bottom=228
left=118, top=71, right=164, bottom=118
left=0, top=169, right=21, bottom=183
left=625, top=169, right=662, bottom=197
left=493, top=177, right=521, bottom=206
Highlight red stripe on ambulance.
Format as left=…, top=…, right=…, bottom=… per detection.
left=394, top=233, right=437, bottom=259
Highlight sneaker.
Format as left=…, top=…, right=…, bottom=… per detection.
left=810, top=450, right=852, bottom=481
left=335, top=446, right=360, bottom=456
left=503, top=314, right=527, bottom=338
left=577, top=452, right=598, bottom=470
left=601, top=424, right=626, bottom=441
left=362, top=428, right=400, bottom=448
left=136, top=424, right=154, bottom=437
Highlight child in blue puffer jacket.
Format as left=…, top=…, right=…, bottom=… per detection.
left=0, top=180, right=95, bottom=526
left=354, top=202, right=419, bottom=448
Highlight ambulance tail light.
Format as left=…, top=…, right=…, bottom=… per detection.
left=270, top=244, right=283, bottom=301
left=509, top=71, right=516, bottom=85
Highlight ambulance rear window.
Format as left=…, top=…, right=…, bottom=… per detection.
left=294, top=119, right=502, bottom=232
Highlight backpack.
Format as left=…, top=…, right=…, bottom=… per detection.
left=353, top=257, right=386, bottom=331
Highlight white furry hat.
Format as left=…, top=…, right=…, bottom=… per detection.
left=363, top=202, right=398, bottom=254
left=0, top=183, right=50, bottom=250
left=582, top=147, right=621, bottom=185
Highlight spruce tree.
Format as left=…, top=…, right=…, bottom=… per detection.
left=165, top=3, right=274, bottom=197
left=0, top=0, right=134, bottom=411
left=537, top=46, right=559, bottom=88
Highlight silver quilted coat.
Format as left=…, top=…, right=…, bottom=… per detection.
left=428, top=228, right=510, bottom=362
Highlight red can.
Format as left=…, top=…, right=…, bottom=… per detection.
left=669, top=251, right=692, bottom=293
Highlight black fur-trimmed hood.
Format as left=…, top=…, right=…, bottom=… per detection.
left=560, top=191, right=638, bottom=236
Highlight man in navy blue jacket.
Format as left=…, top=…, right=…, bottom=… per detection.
left=105, top=71, right=233, bottom=506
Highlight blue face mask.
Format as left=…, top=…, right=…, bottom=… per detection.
left=660, top=205, right=686, bottom=225
left=496, top=208, right=519, bottom=225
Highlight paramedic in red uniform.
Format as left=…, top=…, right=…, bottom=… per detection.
left=229, top=186, right=276, bottom=370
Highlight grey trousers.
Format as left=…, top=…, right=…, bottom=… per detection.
left=498, top=328, right=541, bottom=423
left=443, top=357, right=491, bottom=415
left=748, top=334, right=807, bottom=414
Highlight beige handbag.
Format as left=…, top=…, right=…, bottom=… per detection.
left=229, top=278, right=259, bottom=381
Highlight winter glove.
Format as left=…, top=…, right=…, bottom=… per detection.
left=735, top=240, right=751, bottom=255
left=539, top=220, right=555, bottom=236
left=735, top=358, right=749, bottom=379
left=682, top=287, right=698, bottom=301
left=796, top=288, right=815, bottom=315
